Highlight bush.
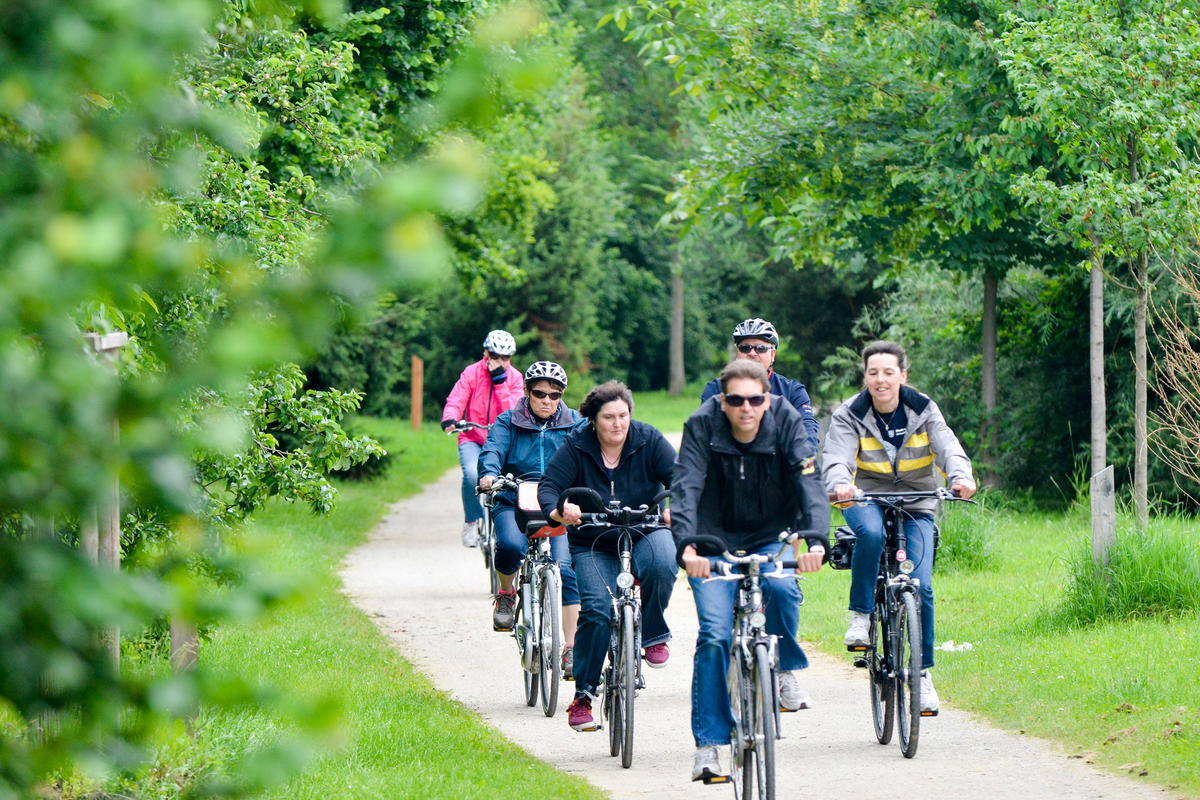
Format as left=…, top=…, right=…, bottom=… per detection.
left=1060, top=523, right=1200, bottom=624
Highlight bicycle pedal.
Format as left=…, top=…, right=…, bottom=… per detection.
left=852, top=657, right=868, bottom=669
left=698, top=773, right=731, bottom=785
left=846, top=644, right=868, bottom=653
left=493, top=624, right=513, bottom=632
left=921, top=709, right=939, bottom=717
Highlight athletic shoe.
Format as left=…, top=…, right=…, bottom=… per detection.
left=844, top=611, right=870, bottom=648
left=692, top=745, right=727, bottom=782
left=562, top=645, right=574, bottom=680
left=643, top=642, right=670, bottom=668
left=778, top=670, right=812, bottom=711
left=461, top=521, right=479, bottom=547
left=920, top=671, right=940, bottom=714
left=492, top=590, right=516, bottom=631
left=567, top=695, right=597, bottom=731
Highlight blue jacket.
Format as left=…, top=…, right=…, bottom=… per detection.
left=478, top=399, right=583, bottom=507
left=701, top=371, right=819, bottom=453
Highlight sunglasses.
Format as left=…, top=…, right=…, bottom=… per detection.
left=530, top=389, right=563, bottom=400
left=737, top=343, right=774, bottom=354
left=486, top=351, right=511, bottom=360
left=724, top=393, right=767, bottom=407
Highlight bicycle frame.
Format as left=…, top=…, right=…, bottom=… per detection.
left=514, top=520, right=564, bottom=716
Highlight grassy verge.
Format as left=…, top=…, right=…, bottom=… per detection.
left=801, top=501, right=1200, bottom=795
left=631, top=382, right=705, bottom=432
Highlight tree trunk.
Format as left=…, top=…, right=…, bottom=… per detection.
left=1089, top=242, right=1107, bottom=479
left=1133, top=250, right=1149, bottom=528
left=979, top=272, right=999, bottom=488
left=668, top=250, right=685, bottom=396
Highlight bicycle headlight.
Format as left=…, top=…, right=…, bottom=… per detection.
left=749, top=611, right=767, bottom=628
left=899, top=559, right=915, bottom=575
left=616, top=571, right=635, bottom=590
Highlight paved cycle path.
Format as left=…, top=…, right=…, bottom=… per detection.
left=340, top=467, right=1178, bottom=800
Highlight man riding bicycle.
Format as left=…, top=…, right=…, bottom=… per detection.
left=822, top=340, right=976, bottom=715
left=477, top=361, right=583, bottom=675
left=673, top=359, right=830, bottom=782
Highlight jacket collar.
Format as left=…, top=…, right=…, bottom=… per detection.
left=848, top=384, right=930, bottom=422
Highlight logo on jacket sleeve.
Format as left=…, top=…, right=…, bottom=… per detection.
left=800, top=456, right=816, bottom=476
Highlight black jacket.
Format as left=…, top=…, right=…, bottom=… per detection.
left=538, top=419, right=676, bottom=555
left=671, top=395, right=830, bottom=555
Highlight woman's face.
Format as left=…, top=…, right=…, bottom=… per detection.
left=594, top=399, right=631, bottom=449
left=526, top=379, right=563, bottom=419
left=864, top=352, right=907, bottom=411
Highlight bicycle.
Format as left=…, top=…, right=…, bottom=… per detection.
left=832, top=487, right=972, bottom=759
left=507, top=505, right=565, bottom=717
left=475, top=474, right=518, bottom=595
left=677, top=532, right=805, bottom=800
left=558, top=486, right=669, bottom=769
left=446, top=419, right=492, bottom=555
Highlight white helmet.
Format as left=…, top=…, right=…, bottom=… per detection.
left=482, top=329, right=517, bottom=356
left=524, top=361, right=568, bottom=389
left=732, top=318, right=779, bottom=346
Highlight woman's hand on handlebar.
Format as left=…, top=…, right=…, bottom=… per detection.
left=552, top=501, right=582, bottom=526
left=950, top=478, right=977, bottom=500
left=681, top=545, right=711, bottom=579
left=832, top=483, right=858, bottom=503
left=478, top=475, right=494, bottom=491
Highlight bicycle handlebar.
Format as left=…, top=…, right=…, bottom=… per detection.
left=675, top=531, right=815, bottom=570
left=557, top=487, right=670, bottom=528
left=476, top=474, right=519, bottom=496
left=852, top=487, right=976, bottom=505
left=446, top=419, right=491, bottom=434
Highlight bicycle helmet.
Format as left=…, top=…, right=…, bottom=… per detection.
left=732, top=318, right=779, bottom=346
left=481, top=329, right=517, bottom=356
left=524, top=360, right=568, bottom=389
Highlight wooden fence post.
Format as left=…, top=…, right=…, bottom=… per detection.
left=1091, top=465, right=1116, bottom=570
left=411, top=355, right=424, bottom=431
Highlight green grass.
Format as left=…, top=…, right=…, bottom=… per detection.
left=801, top=501, right=1200, bottom=795
left=632, top=383, right=705, bottom=432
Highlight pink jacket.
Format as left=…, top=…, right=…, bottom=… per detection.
left=441, top=359, right=525, bottom=445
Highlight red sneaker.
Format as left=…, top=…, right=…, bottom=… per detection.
left=643, top=642, right=670, bottom=668
left=567, top=695, right=597, bottom=731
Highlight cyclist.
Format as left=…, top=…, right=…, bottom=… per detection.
left=440, top=330, right=524, bottom=547
left=537, top=381, right=678, bottom=733
left=477, top=361, right=583, bottom=676
left=674, top=359, right=830, bottom=782
left=822, top=340, right=976, bottom=715
left=699, top=317, right=820, bottom=453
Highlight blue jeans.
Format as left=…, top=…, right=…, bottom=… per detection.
left=492, top=505, right=579, bottom=606
left=569, top=529, right=677, bottom=698
left=688, top=543, right=807, bottom=747
left=457, top=441, right=483, bottom=524
left=845, top=502, right=936, bottom=670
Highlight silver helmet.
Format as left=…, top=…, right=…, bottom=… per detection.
left=482, top=329, right=517, bottom=356
left=524, top=360, right=568, bottom=389
left=732, top=317, right=779, bottom=346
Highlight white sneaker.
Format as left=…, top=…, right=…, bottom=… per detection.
left=844, top=611, right=870, bottom=648
left=461, top=521, right=479, bottom=547
left=920, top=671, right=939, bottom=714
left=691, top=745, right=727, bottom=782
left=778, top=670, right=812, bottom=711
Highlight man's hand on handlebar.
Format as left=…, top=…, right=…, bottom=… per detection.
left=681, top=545, right=711, bottom=579
left=552, top=501, right=582, bottom=526
left=793, top=544, right=825, bottom=573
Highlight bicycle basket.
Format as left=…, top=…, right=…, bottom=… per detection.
left=829, top=526, right=856, bottom=570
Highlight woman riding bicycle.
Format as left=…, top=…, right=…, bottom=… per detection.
left=441, top=330, right=524, bottom=547
left=477, top=361, right=583, bottom=674
left=537, top=381, right=678, bottom=732
left=822, top=340, right=976, bottom=715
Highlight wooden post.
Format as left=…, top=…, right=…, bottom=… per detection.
left=1091, top=465, right=1116, bottom=569
left=85, top=331, right=128, bottom=672
left=411, top=355, right=424, bottom=431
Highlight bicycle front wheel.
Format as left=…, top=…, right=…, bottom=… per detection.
left=538, top=567, right=562, bottom=717
left=869, top=604, right=894, bottom=745
left=748, top=642, right=777, bottom=800
left=618, top=603, right=637, bottom=768
left=521, top=582, right=539, bottom=708
left=727, top=650, right=749, bottom=800
left=896, top=590, right=922, bottom=758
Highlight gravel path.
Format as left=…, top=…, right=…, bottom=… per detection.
left=340, top=467, right=1178, bottom=799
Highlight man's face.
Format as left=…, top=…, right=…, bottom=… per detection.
left=735, top=337, right=776, bottom=371
left=721, top=376, right=770, bottom=441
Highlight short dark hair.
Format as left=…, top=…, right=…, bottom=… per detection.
left=862, top=340, right=908, bottom=371
left=719, top=360, right=770, bottom=394
left=580, top=380, right=633, bottom=421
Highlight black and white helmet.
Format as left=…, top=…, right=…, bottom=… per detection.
left=732, top=317, right=779, bottom=346
left=482, top=329, right=517, bottom=356
left=524, top=360, right=568, bottom=389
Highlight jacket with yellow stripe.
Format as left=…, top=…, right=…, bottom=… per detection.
left=821, top=385, right=973, bottom=515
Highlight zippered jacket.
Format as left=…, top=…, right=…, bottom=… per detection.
left=537, top=419, right=676, bottom=555
left=700, top=371, right=819, bottom=453
left=440, top=358, right=524, bottom=446
left=671, top=395, right=830, bottom=556
left=822, top=385, right=973, bottom=515
left=477, top=399, right=584, bottom=507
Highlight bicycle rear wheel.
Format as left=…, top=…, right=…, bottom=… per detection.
left=521, top=581, right=539, bottom=707
left=747, top=642, right=777, bottom=800
left=896, top=590, right=922, bottom=758
left=618, top=603, right=637, bottom=768
left=538, top=567, right=562, bottom=717
left=869, top=604, right=894, bottom=745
